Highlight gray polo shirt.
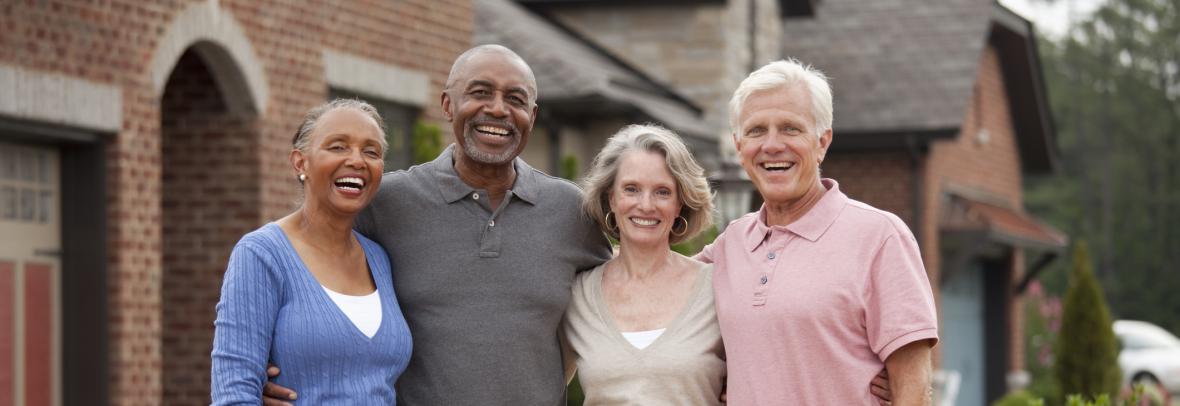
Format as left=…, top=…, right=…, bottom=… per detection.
left=355, top=145, right=612, bottom=405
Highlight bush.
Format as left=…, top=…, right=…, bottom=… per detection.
left=671, top=225, right=719, bottom=256
left=1054, top=240, right=1121, bottom=402
left=559, top=154, right=579, bottom=181
left=412, top=122, right=444, bottom=164
left=993, top=390, right=1044, bottom=406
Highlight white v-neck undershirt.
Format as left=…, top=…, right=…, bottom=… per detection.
left=322, top=286, right=382, bottom=338
left=621, top=328, right=666, bottom=350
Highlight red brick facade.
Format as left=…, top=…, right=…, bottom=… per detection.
left=828, top=46, right=1029, bottom=373
left=823, top=151, right=916, bottom=228
left=924, top=45, right=1027, bottom=372
left=0, top=1, right=472, bottom=404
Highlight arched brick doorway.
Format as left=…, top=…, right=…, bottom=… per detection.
left=160, top=43, right=261, bottom=404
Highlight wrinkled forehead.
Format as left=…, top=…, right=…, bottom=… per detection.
left=451, top=51, right=537, bottom=94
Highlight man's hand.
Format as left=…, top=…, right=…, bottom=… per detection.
left=262, top=365, right=297, bottom=406
left=883, top=340, right=934, bottom=406
left=871, top=369, right=893, bottom=405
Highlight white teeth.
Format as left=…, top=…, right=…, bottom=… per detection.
left=475, top=125, right=510, bottom=135
left=630, top=218, right=659, bottom=226
left=335, top=177, right=364, bottom=188
left=762, top=162, right=791, bottom=169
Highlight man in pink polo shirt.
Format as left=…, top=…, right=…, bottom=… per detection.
left=697, top=59, right=939, bottom=405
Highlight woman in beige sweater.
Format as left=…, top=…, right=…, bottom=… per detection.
left=563, top=124, right=724, bottom=405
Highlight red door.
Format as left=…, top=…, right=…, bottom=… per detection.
left=1, top=141, right=60, bottom=406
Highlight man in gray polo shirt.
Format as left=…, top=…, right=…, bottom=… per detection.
left=262, top=45, right=612, bottom=405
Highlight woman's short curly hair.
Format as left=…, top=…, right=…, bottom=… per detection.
left=581, top=124, right=714, bottom=245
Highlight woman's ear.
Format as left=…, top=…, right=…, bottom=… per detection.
left=289, top=149, right=306, bottom=180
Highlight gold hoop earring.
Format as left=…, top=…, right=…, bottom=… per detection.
left=672, top=216, right=689, bottom=236
left=605, top=212, right=618, bottom=231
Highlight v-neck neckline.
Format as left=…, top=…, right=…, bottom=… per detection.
left=269, top=223, right=386, bottom=343
left=590, top=263, right=706, bottom=354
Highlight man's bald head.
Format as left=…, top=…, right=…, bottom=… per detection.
left=445, top=44, right=538, bottom=103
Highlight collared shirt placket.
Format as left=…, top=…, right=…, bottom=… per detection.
left=477, top=189, right=515, bottom=258
left=752, top=230, right=789, bottom=307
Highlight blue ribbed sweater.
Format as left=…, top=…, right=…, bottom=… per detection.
left=211, top=223, right=412, bottom=405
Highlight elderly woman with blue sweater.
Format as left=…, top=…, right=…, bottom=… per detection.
left=211, top=99, right=412, bottom=404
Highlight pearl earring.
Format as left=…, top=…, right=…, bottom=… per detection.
left=298, top=174, right=306, bottom=182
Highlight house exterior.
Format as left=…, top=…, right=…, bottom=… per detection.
left=479, top=0, right=1067, bottom=405
left=1, top=0, right=1067, bottom=405
left=0, top=1, right=470, bottom=404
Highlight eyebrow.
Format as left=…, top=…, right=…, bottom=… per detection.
left=467, top=79, right=530, bottom=98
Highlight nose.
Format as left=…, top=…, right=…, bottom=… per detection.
left=761, top=132, right=787, bottom=154
left=637, top=192, right=655, bottom=211
left=484, top=93, right=509, bottom=117
left=345, top=147, right=367, bottom=168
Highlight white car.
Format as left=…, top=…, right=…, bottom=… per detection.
left=1114, top=320, right=1180, bottom=394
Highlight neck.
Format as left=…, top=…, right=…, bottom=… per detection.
left=285, top=206, right=356, bottom=252
left=453, top=151, right=516, bottom=198
left=764, top=178, right=828, bottom=226
left=613, top=241, right=675, bottom=280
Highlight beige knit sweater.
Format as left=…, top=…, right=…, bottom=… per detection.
left=562, top=263, right=725, bottom=405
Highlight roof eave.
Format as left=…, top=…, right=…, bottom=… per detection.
left=990, top=3, right=1060, bottom=175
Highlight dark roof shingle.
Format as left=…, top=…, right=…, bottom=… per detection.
left=781, top=0, right=994, bottom=133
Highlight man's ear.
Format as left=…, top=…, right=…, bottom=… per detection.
left=817, top=128, right=833, bottom=164
left=441, top=91, right=454, bottom=122
left=529, top=104, right=538, bottom=129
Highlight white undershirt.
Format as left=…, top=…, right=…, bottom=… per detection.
left=322, top=286, right=382, bottom=338
left=621, top=328, right=666, bottom=350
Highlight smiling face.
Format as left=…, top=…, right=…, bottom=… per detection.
left=608, top=149, right=682, bottom=249
left=442, top=50, right=537, bottom=167
left=733, top=83, right=831, bottom=207
left=292, top=107, right=385, bottom=216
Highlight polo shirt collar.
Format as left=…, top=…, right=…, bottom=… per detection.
left=743, top=178, right=848, bottom=252
left=428, top=144, right=540, bottom=205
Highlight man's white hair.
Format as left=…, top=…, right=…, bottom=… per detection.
left=728, top=58, right=833, bottom=139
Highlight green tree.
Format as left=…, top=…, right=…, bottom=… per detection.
left=1054, top=241, right=1121, bottom=402
left=412, top=122, right=444, bottom=164
left=1025, top=0, right=1180, bottom=332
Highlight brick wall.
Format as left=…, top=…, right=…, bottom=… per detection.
left=160, top=49, right=261, bottom=404
left=823, top=151, right=916, bottom=228
left=0, top=1, right=472, bottom=404
left=923, top=45, right=1026, bottom=370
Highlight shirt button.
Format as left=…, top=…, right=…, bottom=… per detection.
left=767, top=252, right=776, bottom=260
left=488, top=220, right=495, bottom=227
left=472, top=193, right=480, bottom=200
left=760, top=275, right=768, bottom=284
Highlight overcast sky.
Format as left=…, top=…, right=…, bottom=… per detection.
left=998, top=0, right=1107, bottom=38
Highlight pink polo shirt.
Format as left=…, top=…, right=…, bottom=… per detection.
left=697, top=179, right=938, bottom=405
